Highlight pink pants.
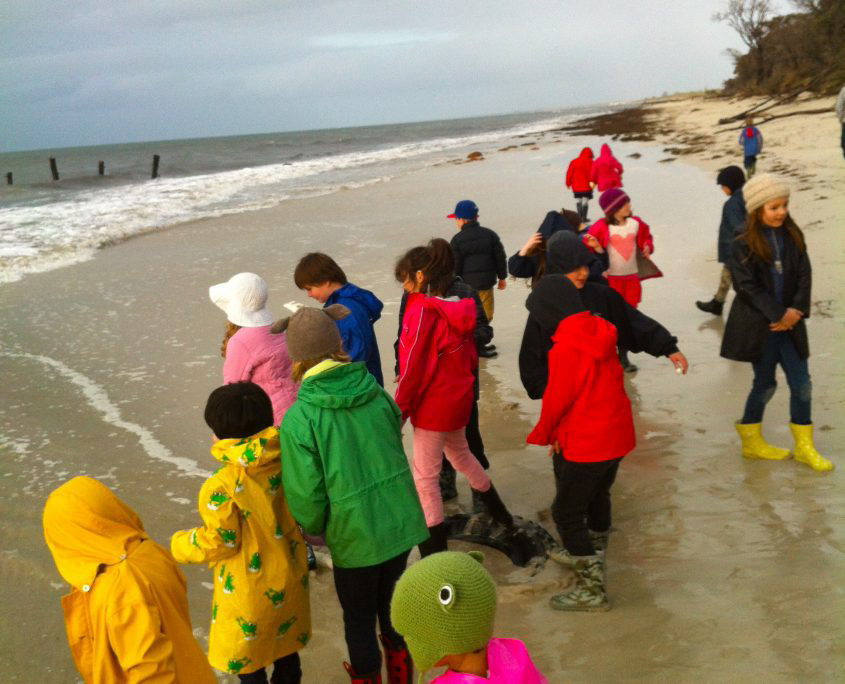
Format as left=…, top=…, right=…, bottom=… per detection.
left=412, top=426, right=491, bottom=526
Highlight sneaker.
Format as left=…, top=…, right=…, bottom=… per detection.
left=695, top=298, right=724, bottom=316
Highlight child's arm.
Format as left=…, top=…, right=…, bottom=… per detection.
left=635, top=217, right=655, bottom=255
left=337, top=312, right=367, bottom=364
left=394, top=307, right=439, bottom=422
left=587, top=220, right=609, bottom=249
left=107, top=603, right=179, bottom=682
left=527, top=343, right=580, bottom=446
left=222, top=335, right=251, bottom=384
left=171, top=476, right=242, bottom=564
left=279, top=414, right=329, bottom=537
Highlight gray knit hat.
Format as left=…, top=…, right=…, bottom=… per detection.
left=742, top=173, right=790, bottom=214
left=270, top=304, right=349, bottom=361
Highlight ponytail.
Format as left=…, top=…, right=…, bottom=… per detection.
left=394, top=239, right=456, bottom=296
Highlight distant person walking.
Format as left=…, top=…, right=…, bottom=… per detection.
left=739, top=117, right=763, bottom=177
left=565, top=147, right=595, bottom=221
left=836, top=84, right=845, bottom=159
left=696, top=166, right=746, bottom=316
left=589, top=144, right=623, bottom=192
left=448, top=199, right=507, bottom=357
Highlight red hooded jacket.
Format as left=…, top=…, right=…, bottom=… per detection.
left=589, top=144, right=624, bottom=192
left=526, top=311, right=635, bottom=462
left=565, top=147, right=594, bottom=193
left=395, top=292, right=478, bottom=431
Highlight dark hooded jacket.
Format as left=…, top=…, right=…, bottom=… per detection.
left=450, top=220, right=508, bottom=290
left=325, top=282, right=384, bottom=386
left=508, top=225, right=609, bottom=282
left=715, top=166, right=747, bottom=264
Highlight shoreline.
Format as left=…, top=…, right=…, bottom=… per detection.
left=1, top=92, right=843, bottom=682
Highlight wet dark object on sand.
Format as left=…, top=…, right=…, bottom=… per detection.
left=444, top=513, right=555, bottom=569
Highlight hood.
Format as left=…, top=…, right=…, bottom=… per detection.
left=211, top=425, right=281, bottom=468
left=552, top=310, right=618, bottom=360
left=545, top=232, right=593, bottom=275
left=598, top=143, right=615, bottom=160
left=414, top=292, right=476, bottom=337
left=43, top=476, right=148, bottom=590
left=296, top=361, right=382, bottom=408
left=579, top=147, right=594, bottom=161
left=327, top=283, right=383, bottom=321
left=526, top=275, right=586, bottom=334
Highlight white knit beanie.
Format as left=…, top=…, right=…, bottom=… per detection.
left=742, top=173, right=790, bottom=214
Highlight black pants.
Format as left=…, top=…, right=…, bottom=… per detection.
left=552, top=453, right=621, bottom=556
left=332, top=549, right=411, bottom=674
left=238, top=653, right=301, bottom=684
left=442, top=399, right=489, bottom=473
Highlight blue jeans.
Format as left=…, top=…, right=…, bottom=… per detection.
left=741, top=332, right=811, bottom=425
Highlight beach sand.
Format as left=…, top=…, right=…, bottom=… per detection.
left=1, top=94, right=843, bottom=682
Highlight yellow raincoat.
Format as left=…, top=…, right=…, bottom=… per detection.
left=171, top=426, right=310, bottom=676
left=42, top=476, right=216, bottom=684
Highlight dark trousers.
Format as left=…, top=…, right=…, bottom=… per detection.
left=552, top=453, right=621, bottom=556
left=741, top=332, right=811, bottom=425
left=442, top=399, right=489, bottom=473
left=237, top=653, right=301, bottom=684
left=841, top=122, right=845, bottom=159
left=332, top=549, right=411, bottom=674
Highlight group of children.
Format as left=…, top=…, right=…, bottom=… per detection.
left=42, top=133, right=832, bottom=683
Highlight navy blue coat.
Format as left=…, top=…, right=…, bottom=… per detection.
left=325, top=283, right=384, bottom=386
left=718, top=191, right=747, bottom=264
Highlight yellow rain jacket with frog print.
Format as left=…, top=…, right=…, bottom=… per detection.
left=171, top=426, right=310, bottom=676
left=43, top=476, right=216, bottom=684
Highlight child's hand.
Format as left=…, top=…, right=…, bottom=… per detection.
left=547, top=441, right=560, bottom=457
left=668, top=351, right=689, bottom=375
left=497, top=279, right=507, bottom=291
left=641, top=245, right=651, bottom=257
left=518, top=232, right=543, bottom=257
left=584, top=234, right=603, bottom=253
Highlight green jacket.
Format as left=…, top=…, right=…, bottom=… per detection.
left=280, top=362, right=428, bottom=568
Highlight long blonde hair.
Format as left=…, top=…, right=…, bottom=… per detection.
left=291, top=350, right=350, bottom=383
left=220, top=322, right=242, bottom=358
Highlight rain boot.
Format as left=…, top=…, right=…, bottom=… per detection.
left=789, top=423, right=834, bottom=472
left=379, top=634, right=413, bottom=684
left=472, top=483, right=514, bottom=528
left=619, top=349, right=638, bottom=373
left=549, top=555, right=609, bottom=612
left=695, top=298, right=723, bottom=315
left=735, top=422, right=789, bottom=460
left=589, top=529, right=609, bottom=556
left=343, top=662, right=382, bottom=684
left=439, top=466, right=458, bottom=501
left=418, top=522, right=449, bottom=557
left=471, top=488, right=486, bottom=515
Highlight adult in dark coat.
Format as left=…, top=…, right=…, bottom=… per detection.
left=697, top=165, right=747, bottom=316
left=519, top=232, right=687, bottom=400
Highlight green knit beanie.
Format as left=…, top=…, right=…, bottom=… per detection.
left=390, top=551, right=496, bottom=677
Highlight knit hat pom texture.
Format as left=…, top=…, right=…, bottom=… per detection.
left=742, top=173, right=790, bottom=214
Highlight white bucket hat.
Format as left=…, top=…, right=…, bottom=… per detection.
left=209, top=272, right=274, bottom=328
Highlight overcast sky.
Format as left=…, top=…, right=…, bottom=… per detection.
left=1, top=1, right=788, bottom=152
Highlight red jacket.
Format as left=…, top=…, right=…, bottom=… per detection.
left=395, top=292, right=478, bottom=431
left=565, top=147, right=594, bottom=193
left=526, top=312, right=635, bottom=462
left=589, top=144, right=623, bottom=191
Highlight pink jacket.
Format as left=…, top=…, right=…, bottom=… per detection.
left=589, top=144, right=623, bottom=191
left=223, top=325, right=298, bottom=425
left=433, top=639, right=547, bottom=683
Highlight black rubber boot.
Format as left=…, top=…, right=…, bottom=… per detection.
left=695, top=298, right=724, bottom=315
left=439, top=466, right=457, bottom=501
left=618, top=349, right=638, bottom=373
left=472, top=484, right=514, bottom=528
left=418, top=523, right=449, bottom=557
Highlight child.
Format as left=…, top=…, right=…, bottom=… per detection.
left=171, top=382, right=310, bottom=683
left=210, top=272, right=298, bottom=424
left=739, top=116, right=764, bottom=177
left=293, top=252, right=384, bottom=386
left=565, top=147, right=595, bottom=221
left=391, top=551, right=547, bottom=683
left=393, top=241, right=493, bottom=509
left=526, top=277, right=636, bottom=612
left=43, top=476, right=216, bottom=684
left=721, top=174, right=832, bottom=472
left=589, top=143, right=623, bottom=192
left=395, top=239, right=514, bottom=555
left=274, top=305, right=428, bottom=683
left=588, top=188, right=662, bottom=371
left=696, top=166, right=747, bottom=316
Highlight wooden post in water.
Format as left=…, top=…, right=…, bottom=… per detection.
left=98, top=161, right=105, bottom=176
left=49, top=157, right=60, bottom=181
left=5, top=172, right=11, bottom=185
left=151, top=154, right=160, bottom=179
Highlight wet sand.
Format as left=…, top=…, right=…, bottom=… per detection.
left=1, top=96, right=843, bottom=682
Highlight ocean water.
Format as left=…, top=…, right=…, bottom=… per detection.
left=0, top=107, right=602, bottom=284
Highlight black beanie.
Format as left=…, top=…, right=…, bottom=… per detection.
left=545, top=231, right=593, bottom=275
left=716, top=165, right=745, bottom=193
left=525, top=275, right=587, bottom=333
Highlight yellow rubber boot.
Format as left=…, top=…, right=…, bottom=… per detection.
left=789, top=423, right=834, bottom=472
left=735, top=423, right=790, bottom=460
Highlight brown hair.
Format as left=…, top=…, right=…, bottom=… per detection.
left=394, top=239, right=455, bottom=296
left=741, top=208, right=805, bottom=263
left=561, top=209, right=582, bottom=232
left=293, top=253, right=348, bottom=289
left=220, top=322, right=242, bottom=358
left=291, top=350, right=350, bottom=383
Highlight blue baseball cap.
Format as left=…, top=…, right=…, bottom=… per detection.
left=447, top=200, right=479, bottom=220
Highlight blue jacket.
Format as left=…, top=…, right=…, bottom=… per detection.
left=718, top=191, right=747, bottom=263
left=325, top=283, right=384, bottom=386
left=739, top=127, right=763, bottom=156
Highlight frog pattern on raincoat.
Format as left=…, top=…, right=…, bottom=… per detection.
left=171, top=426, right=310, bottom=676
